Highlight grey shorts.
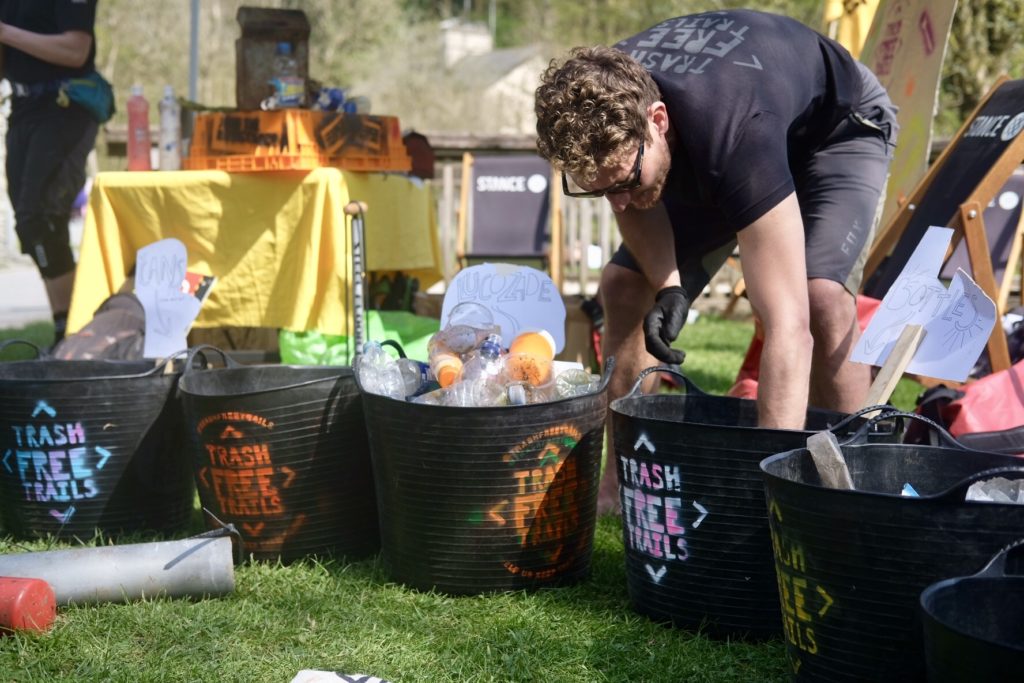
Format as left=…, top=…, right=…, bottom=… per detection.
left=611, top=61, right=899, bottom=297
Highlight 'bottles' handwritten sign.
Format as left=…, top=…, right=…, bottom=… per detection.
left=137, top=238, right=201, bottom=359
left=851, top=226, right=997, bottom=381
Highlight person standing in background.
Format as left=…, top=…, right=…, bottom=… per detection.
left=0, top=0, right=99, bottom=345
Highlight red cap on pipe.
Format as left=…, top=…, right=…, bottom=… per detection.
left=0, top=576, right=57, bottom=634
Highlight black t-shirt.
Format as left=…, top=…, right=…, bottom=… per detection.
left=0, top=0, right=97, bottom=84
left=615, top=10, right=862, bottom=253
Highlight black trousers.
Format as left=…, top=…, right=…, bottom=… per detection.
left=6, top=95, right=98, bottom=278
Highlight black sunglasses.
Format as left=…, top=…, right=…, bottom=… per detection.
left=561, top=139, right=645, bottom=198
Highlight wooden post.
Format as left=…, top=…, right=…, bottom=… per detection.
left=958, top=202, right=1012, bottom=372
left=863, top=323, right=926, bottom=411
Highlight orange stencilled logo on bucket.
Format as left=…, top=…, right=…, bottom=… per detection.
left=194, top=411, right=305, bottom=551
left=487, top=424, right=586, bottom=579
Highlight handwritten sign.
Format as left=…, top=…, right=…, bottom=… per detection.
left=442, top=263, right=566, bottom=352
left=136, top=238, right=201, bottom=359
left=851, top=226, right=997, bottom=381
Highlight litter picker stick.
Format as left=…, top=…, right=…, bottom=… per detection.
left=806, top=431, right=855, bottom=490
left=862, top=323, right=926, bottom=413
left=345, top=201, right=368, bottom=355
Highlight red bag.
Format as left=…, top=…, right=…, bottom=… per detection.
left=943, top=360, right=1024, bottom=438
left=727, top=295, right=881, bottom=399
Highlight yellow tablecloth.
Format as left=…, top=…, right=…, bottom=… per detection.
left=69, top=167, right=442, bottom=335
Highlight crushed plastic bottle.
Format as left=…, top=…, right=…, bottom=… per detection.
left=446, top=301, right=494, bottom=330
left=354, top=341, right=405, bottom=399
left=461, top=334, right=504, bottom=382
left=444, top=378, right=504, bottom=407
left=965, top=477, right=1024, bottom=504
left=397, top=357, right=432, bottom=397
left=554, top=368, right=599, bottom=398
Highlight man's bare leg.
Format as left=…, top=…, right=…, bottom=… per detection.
left=596, top=263, right=659, bottom=515
left=807, top=278, right=868, bottom=413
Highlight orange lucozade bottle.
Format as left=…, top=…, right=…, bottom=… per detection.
left=126, top=85, right=152, bottom=171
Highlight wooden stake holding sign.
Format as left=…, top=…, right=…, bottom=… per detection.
left=862, top=323, right=926, bottom=410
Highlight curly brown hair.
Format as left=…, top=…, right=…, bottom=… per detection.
left=535, top=46, right=661, bottom=182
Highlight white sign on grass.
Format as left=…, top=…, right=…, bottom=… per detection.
left=442, top=263, right=566, bottom=352
left=851, top=226, right=997, bottom=382
left=136, top=238, right=202, bottom=359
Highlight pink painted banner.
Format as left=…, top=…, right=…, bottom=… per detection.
left=859, top=0, right=959, bottom=227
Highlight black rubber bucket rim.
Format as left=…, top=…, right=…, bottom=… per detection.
left=611, top=365, right=899, bottom=437
left=353, top=349, right=614, bottom=409
left=920, top=538, right=1024, bottom=653
left=178, top=345, right=352, bottom=398
left=0, top=339, right=185, bottom=383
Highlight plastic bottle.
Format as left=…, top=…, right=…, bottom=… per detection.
left=396, top=357, right=432, bottom=397
left=444, top=377, right=503, bottom=408
left=354, top=341, right=404, bottom=399
left=461, top=333, right=504, bottom=382
left=268, top=41, right=304, bottom=108
left=555, top=368, right=599, bottom=398
left=430, top=349, right=463, bottom=388
left=505, top=330, right=556, bottom=386
left=126, top=85, right=152, bottom=171
left=158, top=85, right=181, bottom=171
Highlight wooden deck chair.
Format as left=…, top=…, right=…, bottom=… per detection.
left=940, top=165, right=1024, bottom=313
left=862, top=76, right=1024, bottom=372
left=455, top=152, right=563, bottom=290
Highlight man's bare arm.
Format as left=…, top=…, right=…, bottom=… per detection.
left=736, top=191, right=813, bottom=429
left=0, top=25, right=92, bottom=69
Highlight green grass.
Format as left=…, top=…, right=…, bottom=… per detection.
left=0, top=315, right=920, bottom=681
left=0, top=323, right=53, bottom=360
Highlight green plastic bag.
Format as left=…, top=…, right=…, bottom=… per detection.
left=280, top=311, right=440, bottom=366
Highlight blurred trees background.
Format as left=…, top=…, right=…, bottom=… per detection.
left=93, top=0, right=1024, bottom=138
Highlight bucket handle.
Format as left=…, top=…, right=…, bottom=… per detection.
left=971, top=538, right=1024, bottom=580
left=0, top=338, right=45, bottom=359
left=827, top=404, right=902, bottom=440
left=842, top=410, right=964, bottom=449
left=936, top=465, right=1024, bottom=503
left=597, top=355, right=616, bottom=393
left=183, top=344, right=242, bottom=373
left=626, top=364, right=705, bottom=397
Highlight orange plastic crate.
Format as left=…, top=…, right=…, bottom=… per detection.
left=187, top=110, right=412, bottom=173
left=182, top=154, right=325, bottom=172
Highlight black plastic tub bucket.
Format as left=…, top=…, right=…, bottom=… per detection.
left=920, top=540, right=1024, bottom=683
left=178, top=348, right=378, bottom=563
left=760, top=413, right=1024, bottom=682
left=358, top=362, right=612, bottom=595
left=0, top=344, right=193, bottom=539
left=608, top=367, right=898, bottom=641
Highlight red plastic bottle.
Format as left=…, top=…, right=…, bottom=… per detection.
left=126, top=85, right=152, bottom=171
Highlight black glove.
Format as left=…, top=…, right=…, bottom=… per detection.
left=643, top=285, right=691, bottom=365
